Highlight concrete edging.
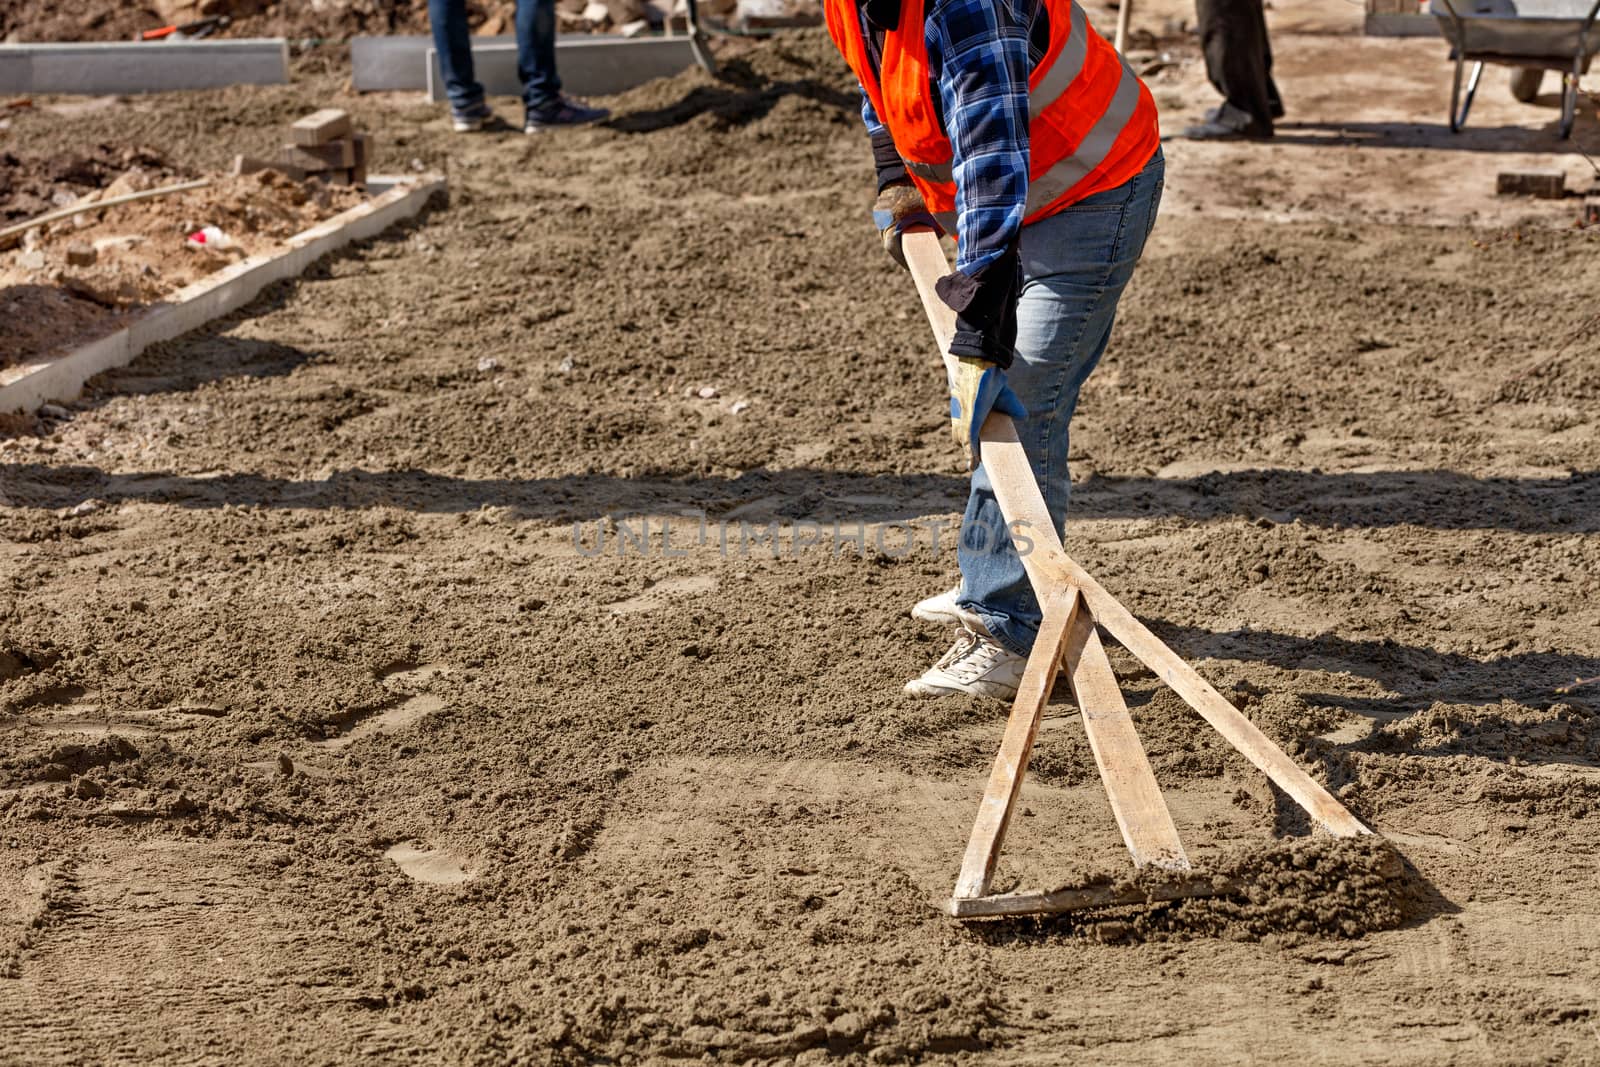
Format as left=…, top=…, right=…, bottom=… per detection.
left=424, top=36, right=695, bottom=101
left=353, top=33, right=514, bottom=91
left=0, top=38, right=290, bottom=95
left=0, top=176, right=446, bottom=416
left=352, top=33, right=694, bottom=96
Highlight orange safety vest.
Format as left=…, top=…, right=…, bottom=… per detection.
left=823, top=0, right=1158, bottom=233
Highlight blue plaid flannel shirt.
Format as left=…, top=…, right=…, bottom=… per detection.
left=858, top=0, right=1037, bottom=281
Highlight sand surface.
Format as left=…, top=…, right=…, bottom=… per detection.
left=2, top=12, right=1599, bottom=1065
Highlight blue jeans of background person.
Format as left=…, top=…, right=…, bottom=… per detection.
left=956, top=150, right=1165, bottom=657
left=428, top=0, right=562, bottom=116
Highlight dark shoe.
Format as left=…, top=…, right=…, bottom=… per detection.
left=1203, top=103, right=1280, bottom=125
left=1182, top=100, right=1272, bottom=140
left=524, top=97, right=610, bottom=133
left=1206, top=101, right=1285, bottom=124
left=450, top=100, right=495, bottom=133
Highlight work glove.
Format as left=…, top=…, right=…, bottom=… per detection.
left=947, top=355, right=1026, bottom=472
left=871, top=181, right=941, bottom=269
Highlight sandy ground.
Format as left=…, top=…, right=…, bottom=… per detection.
left=2, top=6, right=1600, bottom=1064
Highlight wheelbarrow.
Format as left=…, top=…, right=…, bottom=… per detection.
left=1431, top=0, right=1600, bottom=138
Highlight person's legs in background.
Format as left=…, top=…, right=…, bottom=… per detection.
left=428, top=0, right=492, bottom=129
left=517, top=0, right=611, bottom=131
left=1185, top=0, right=1278, bottom=139
left=515, top=0, right=562, bottom=116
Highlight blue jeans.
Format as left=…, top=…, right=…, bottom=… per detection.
left=429, top=0, right=562, bottom=116
left=957, top=150, right=1165, bottom=656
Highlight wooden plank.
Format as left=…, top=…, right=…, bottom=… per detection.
left=901, top=228, right=1371, bottom=840
left=290, top=109, right=352, bottom=147
left=1063, top=598, right=1190, bottom=871
left=947, top=872, right=1236, bottom=918
left=0, top=179, right=212, bottom=246
left=978, top=413, right=1371, bottom=838
left=951, top=589, right=1082, bottom=900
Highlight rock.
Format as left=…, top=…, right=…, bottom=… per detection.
left=74, top=777, right=106, bottom=799
left=620, top=17, right=650, bottom=34
left=827, top=1012, right=868, bottom=1040
left=697, top=385, right=718, bottom=399
left=0, top=648, right=32, bottom=680
left=730, top=399, right=751, bottom=414
left=477, top=356, right=501, bottom=372
left=65, top=242, right=96, bottom=266
left=678, top=1024, right=723, bottom=1045
left=17, top=250, right=45, bottom=271
left=38, top=403, right=71, bottom=419
left=276, top=752, right=295, bottom=776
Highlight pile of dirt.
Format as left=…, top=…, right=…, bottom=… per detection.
left=2, top=156, right=364, bottom=367
left=1130, top=837, right=1411, bottom=942
left=0, top=143, right=182, bottom=226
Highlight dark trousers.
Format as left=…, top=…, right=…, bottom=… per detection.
left=429, top=0, right=561, bottom=115
left=1195, top=0, right=1282, bottom=132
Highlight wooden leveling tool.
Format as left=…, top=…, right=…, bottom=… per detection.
left=901, top=228, right=1374, bottom=919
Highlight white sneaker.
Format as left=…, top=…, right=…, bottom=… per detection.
left=905, top=627, right=1026, bottom=700
left=912, top=585, right=995, bottom=635
left=911, top=586, right=962, bottom=625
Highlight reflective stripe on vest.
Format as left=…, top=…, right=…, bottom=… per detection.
left=902, top=14, right=1136, bottom=217
left=1026, top=54, right=1144, bottom=211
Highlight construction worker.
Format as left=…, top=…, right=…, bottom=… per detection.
left=824, top=0, right=1163, bottom=699
left=1181, top=0, right=1282, bottom=139
left=429, top=0, right=609, bottom=133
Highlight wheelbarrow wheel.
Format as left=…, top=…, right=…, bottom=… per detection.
left=1510, top=66, right=1544, bottom=103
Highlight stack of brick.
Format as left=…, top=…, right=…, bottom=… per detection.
left=232, top=109, right=371, bottom=189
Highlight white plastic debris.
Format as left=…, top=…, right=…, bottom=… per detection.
left=186, top=225, right=230, bottom=249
